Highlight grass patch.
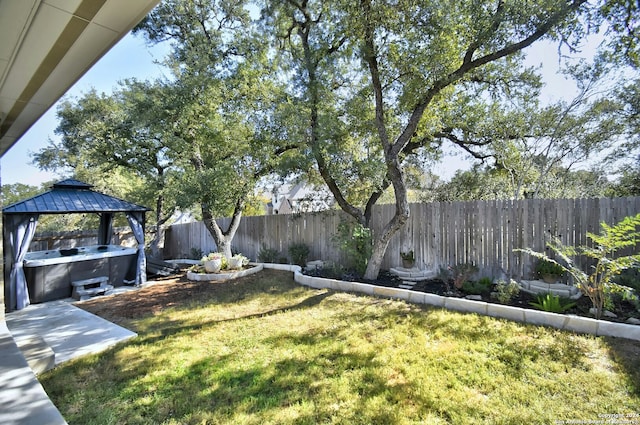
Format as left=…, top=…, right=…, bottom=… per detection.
left=40, top=269, right=640, bottom=424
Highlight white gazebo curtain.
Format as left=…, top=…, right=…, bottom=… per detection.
left=126, top=212, right=147, bottom=286
left=6, top=214, right=39, bottom=310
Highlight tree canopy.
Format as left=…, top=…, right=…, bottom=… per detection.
left=30, top=0, right=639, bottom=277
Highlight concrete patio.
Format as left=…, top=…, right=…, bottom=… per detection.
left=1, top=297, right=137, bottom=425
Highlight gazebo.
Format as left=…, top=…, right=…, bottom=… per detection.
left=3, top=179, right=150, bottom=311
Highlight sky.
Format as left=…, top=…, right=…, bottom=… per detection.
left=1, top=33, right=169, bottom=186
left=1, top=30, right=583, bottom=187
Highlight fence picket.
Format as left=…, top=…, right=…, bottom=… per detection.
left=160, top=197, right=640, bottom=279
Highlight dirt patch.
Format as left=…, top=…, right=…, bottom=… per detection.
left=75, top=268, right=275, bottom=325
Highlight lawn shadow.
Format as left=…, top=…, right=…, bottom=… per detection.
left=602, top=336, right=640, bottom=396
left=129, top=289, right=334, bottom=347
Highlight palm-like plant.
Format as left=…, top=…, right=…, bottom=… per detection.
left=517, top=213, right=640, bottom=319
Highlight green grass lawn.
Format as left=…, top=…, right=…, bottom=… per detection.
left=40, top=269, right=640, bottom=425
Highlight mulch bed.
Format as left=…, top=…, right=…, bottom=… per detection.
left=305, top=269, right=640, bottom=324
left=75, top=267, right=639, bottom=326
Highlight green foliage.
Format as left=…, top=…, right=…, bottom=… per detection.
left=450, top=263, right=479, bottom=289
left=190, top=248, right=204, bottom=260
left=462, top=277, right=492, bottom=295
left=257, top=244, right=280, bottom=263
left=517, top=213, right=640, bottom=319
left=288, top=243, right=310, bottom=267
left=1, top=182, right=43, bottom=206
left=536, top=258, right=565, bottom=278
left=494, top=279, right=521, bottom=304
left=400, top=250, right=414, bottom=261
left=331, top=219, right=372, bottom=276
left=609, top=156, right=640, bottom=197
left=615, top=268, right=640, bottom=292
left=530, top=293, right=576, bottom=313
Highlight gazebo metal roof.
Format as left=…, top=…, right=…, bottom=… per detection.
left=2, top=179, right=150, bottom=215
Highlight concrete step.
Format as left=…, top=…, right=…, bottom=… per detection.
left=76, top=284, right=114, bottom=301
left=15, top=336, right=55, bottom=375
left=389, top=267, right=437, bottom=281
left=71, top=276, right=109, bottom=287
left=519, top=280, right=581, bottom=300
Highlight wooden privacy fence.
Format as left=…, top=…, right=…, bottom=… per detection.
left=29, top=227, right=137, bottom=252
left=164, top=197, right=640, bottom=280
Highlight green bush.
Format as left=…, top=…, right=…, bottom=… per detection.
left=615, top=268, right=640, bottom=293
left=530, top=293, right=576, bottom=313
left=517, top=213, right=640, bottom=319
left=331, top=219, right=372, bottom=276
left=451, top=263, right=478, bottom=289
left=190, top=248, right=204, bottom=260
left=462, top=278, right=492, bottom=295
left=288, top=243, right=310, bottom=267
left=535, top=258, right=565, bottom=278
left=493, top=279, right=521, bottom=304
left=257, top=244, right=280, bottom=263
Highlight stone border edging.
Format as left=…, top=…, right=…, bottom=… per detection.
left=259, top=264, right=640, bottom=342
left=187, top=263, right=264, bottom=281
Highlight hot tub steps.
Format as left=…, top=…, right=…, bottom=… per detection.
left=71, top=276, right=113, bottom=301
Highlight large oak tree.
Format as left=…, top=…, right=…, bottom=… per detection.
left=264, top=0, right=596, bottom=279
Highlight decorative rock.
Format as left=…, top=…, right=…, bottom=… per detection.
left=519, top=280, right=582, bottom=300
left=465, top=295, right=483, bottom=301
left=389, top=267, right=437, bottom=282
left=305, top=260, right=325, bottom=271
left=589, top=308, right=617, bottom=318
left=626, top=317, right=640, bottom=325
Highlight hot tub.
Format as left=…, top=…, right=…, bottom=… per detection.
left=24, top=245, right=137, bottom=303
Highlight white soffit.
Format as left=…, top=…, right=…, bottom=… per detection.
left=0, top=0, right=161, bottom=156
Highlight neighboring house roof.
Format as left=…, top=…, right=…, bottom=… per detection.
left=2, top=179, right=149, bottom=214
left=270, top=181, right=334, bottom=214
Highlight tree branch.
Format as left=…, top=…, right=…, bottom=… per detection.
left=392, top=0, right=588, bottom=158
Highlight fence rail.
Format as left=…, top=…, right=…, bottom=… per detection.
left=165, top=197, right=640, bottom=280
left=29, top=227, right=136, bottom=252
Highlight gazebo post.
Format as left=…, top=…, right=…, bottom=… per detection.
left=2, top=179, right=149, bottom=310
left=98, top=213, right=114, bottom=245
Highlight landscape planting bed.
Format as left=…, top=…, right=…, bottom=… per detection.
left=294, top=265, right=640, bottom=341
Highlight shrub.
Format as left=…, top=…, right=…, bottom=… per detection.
left=535, top=258, right=565, bottom=278
left=288, top=243, right=310, bottom=267
left=516, top=213, right=640, bottom=319
left=530, top=293, right=576, bottom=313
left=190, top=248, right=204, bottom=260
left=462, top=277, right=492, bottom=295
left=493, top=279, right=521, bottom=304
left=615, top=268, right=640, bottom=292
left=331, top=219, right=372, bottom=276
left=257, top=244, right=280, bottom=263
left=450, top=263, right=478, bottom=289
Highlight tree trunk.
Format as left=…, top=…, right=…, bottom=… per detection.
left=149, top=226, right=164, bottom=258
left=148, top=192, right=173, bottom=258
left=201, top=198, right=244, bottom=259
left=363, top=160, right=410, bottom=280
